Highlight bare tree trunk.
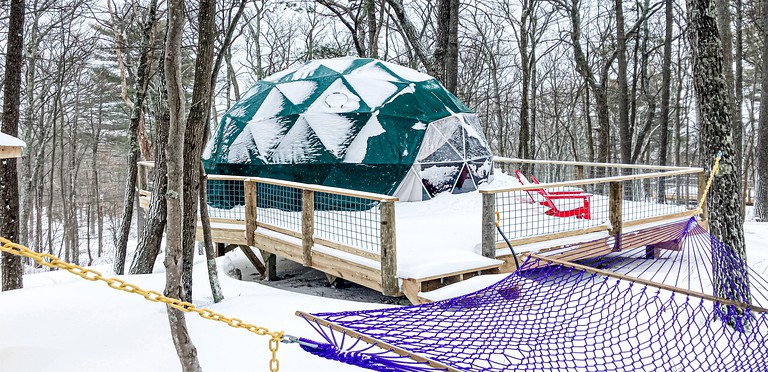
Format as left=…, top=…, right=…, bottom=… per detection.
left=755, top=0, right=768, bottom=221
left=615, top=0, right=632, bottom=168
left=164, top=0, right=202, bottom=368
left=717, top=0, right=740, bottom=173
left=113, top=0, right=157, bottom=275
left=199, top=167, right=223, bottom=303
left=444, top=0, right=459, bottom=94
left=1, top=0, right=25, bottom=291
left=688, top=0, right=749, bottom=303
left=180, top=0, right=218, bottom=302
left=658, top=0, right=673, bottom=204
left=564, top=0, right=611, bottom=168
left=385, top=0, right=437, bottom=77
left=94, top=93, right=104, bottom=257
left=129, top=0, right=164, bottom=275
left=365, top=0, right=378, bottom=58
left=19, top=1, right=42, bottom=249
left=518, top=0, right=531, bottom=161
left=584, top=81, right=595, bottom=163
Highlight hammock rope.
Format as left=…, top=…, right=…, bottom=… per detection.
left=294, top=153, right=767, bottom=372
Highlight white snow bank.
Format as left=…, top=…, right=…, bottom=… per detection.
left=0, top=132, right=25, bottom=147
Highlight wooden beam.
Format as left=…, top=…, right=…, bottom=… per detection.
left=302, top=190, right=314, bottom=267
left=313, top=237, right=380, bottom=261
left=296, top=312, right=464, bottom=372
left=609, top=181, right=623, bottom=237
left=497, top=225, right=610, bottom=249
left=526, top=253, right=768, bottom=314
left=238, top=245, right=266, bottom=278
left=311, top=250, right=383, bottom=293
left=380, top=201, right=398, bottom=296
left=259, top=250, right=277, bottom=281
left=403, top=262, right=503, bottom=282
left=623, top=210, right=696, bottom=228
left=196, top=226, right=247, bottom=245
left=493, top=156, right=701, bottom=171
left=480, top=168, right=703, bottom=194
left=0, top=146, right=22, bottom=159
left=401, top=278, right=429, bottom=305
left=244, top=180, right=258, bottom=246
left=481, top=193, right=496, bottom=259
left=325, top=273, right=339, bottom=286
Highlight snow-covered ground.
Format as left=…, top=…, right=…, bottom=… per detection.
left=0, top=192, right=766, bottom=371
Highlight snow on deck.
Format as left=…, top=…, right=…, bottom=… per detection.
left=204, top=169, right=694, bottom=283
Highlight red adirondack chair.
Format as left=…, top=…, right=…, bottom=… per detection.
left=515, top=170, right=592, bottom=219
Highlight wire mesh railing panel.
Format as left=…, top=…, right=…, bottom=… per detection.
left=314, top=193, right=381, bottom=254
left=255, top=183, right=302, bottom=232
left=621, top=174, right=699, bottom=223
left=491, top=160, right=702, bottom=244
left=495, top=186, right=611, bottom=242
left=205, top=179, right=246, bottom=221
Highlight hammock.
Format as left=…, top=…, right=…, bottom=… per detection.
left=295, top=217, right=768, bottom=371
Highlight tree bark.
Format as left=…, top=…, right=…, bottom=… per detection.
left=755, top=0, right=768, bottom=221
left=565, top=0, right=611, bottom=168
left=657, top=0, right=673, bottom=203
left=385, top=0, right=437, bottom=77
left=130, top=49, right=168, bottom=274
left=199, top=168, right=223, bottom=303
left=164, top=0, right=202, bottom=369
left=717, top=0, right=741, bottom=176
left=615, top=0, right=632, bottom=168
left=1, top=0, right=25, bottom=291
left=181, top=0, right=218, bottom=302
left=687, top=0, right=750, bottom=303
left=518, top=1, right=531, bottom=161
left=113, top=0, right=156, bottom=275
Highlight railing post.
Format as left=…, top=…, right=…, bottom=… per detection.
left=302, top=190, right=314, bottom=267
left=697, top=171, right=708, bottom=228
left=244, top=180, right=258, bottom=246
left=380, top=200, right=398, bottom=296
left=481, top=193, right=496, bottom=259
left=609, top=181, right=623, bottom=237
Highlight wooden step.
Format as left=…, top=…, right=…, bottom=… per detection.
left=401, top=262, right=503, bottom=305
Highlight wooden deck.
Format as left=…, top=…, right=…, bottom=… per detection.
left=137, top=159, right=707, bottom=305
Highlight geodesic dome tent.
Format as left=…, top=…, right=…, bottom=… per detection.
left=203, top=57, right=493, bottom=203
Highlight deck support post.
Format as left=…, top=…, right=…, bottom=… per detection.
left=609, top=182, right=623, bottom=250
left=259, top=249, right=277, bottom=281
left=481, top=193, right=496, bottom=259
left=380, top=201, right=398, bottom=296
left=238, top=245, right=267, bottom=278
left=245, top=180, right=258, bottom=246
left=302, top=190, right=314, bottom=267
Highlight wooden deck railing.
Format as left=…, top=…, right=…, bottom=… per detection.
left=482, top=158, right=705, bottom=258
left=137, top=161, right=400, bottom=296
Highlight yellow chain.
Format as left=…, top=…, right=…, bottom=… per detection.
left=0, top=237, right=284, bottom=372
left=695, top=152, right=722, bottom=215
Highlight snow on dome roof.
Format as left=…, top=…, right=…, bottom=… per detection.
left=0, top=132, right=26, bottom=147
left=204, top=57, right=493, bottom=203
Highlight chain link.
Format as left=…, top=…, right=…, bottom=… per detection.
left=0, top=237, right=285, bottom=371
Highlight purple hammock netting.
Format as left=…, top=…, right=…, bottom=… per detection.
left=296, top=217, right=768, bottom=372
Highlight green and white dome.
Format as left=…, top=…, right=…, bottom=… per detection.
left=203, top=57, right=493, bottom=201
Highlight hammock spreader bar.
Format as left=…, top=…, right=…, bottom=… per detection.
left=296, top=311, right=460, bottom=372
